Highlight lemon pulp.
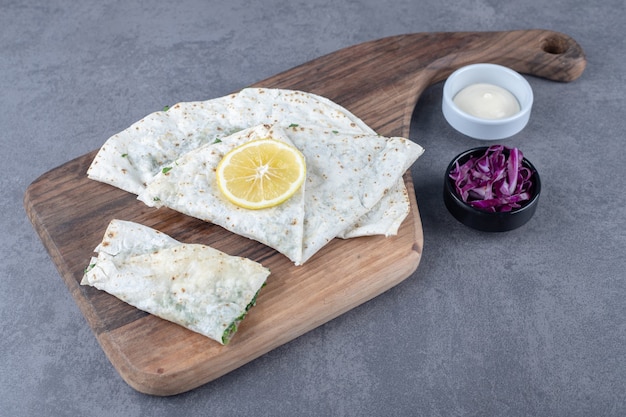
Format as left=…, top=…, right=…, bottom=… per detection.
left=216, top=138, right=306, bottom=209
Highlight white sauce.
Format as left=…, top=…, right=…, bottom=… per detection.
left=453, top=83, right=520, bottom=119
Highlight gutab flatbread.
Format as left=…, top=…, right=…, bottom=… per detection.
left=137, top=123, right=424, bottom=265
left=81, top=219, right=270, bottom=345
left=86, top=88, right=415, bottom=239
left=138, top=124, right=306, bottom=264
left=87, top=88, right=372, bottom=196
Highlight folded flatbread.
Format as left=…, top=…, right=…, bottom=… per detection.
left=81, top=219, right=270, bottom=344
left=86, top=88, right=415, bottom=239
left=87, top=88, right=373, bottom=195
left=137, top=123, right=424, bottom=265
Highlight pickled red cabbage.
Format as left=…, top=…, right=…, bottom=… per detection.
left=449, top=145, right=533, bottom=212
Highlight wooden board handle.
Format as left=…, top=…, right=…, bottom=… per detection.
left=423, top=29, right=585, bottom=81
left=256, top=29, right=586, bottom=137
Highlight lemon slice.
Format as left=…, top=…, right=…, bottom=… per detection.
left=216, top=138, right=306, bottom=209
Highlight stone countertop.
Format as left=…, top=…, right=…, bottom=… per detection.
left=2, top=1, right=624, bottom=416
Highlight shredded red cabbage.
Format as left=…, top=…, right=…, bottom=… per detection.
left=449, top=145, right=533, bottom=213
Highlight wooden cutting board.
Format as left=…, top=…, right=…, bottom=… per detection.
left=24, top=30, right=585, bottom=396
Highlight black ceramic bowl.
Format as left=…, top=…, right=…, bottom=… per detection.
left=443, top=146, right=541, bottom=232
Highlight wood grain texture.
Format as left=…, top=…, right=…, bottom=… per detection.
left=24, top=30, right=585, bottom=396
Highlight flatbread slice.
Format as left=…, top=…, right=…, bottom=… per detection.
left=285, top=124, right=424, bottom=262
left=137, top=124, right=306, bottom=263
left=81, top=219, right=270, bottom=344
left=137, top=124, right=424, bottom=265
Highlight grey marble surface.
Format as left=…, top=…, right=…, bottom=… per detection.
left=3, top=0, right=625, bottom=416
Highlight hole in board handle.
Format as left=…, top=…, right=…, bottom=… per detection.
left=542, top=36, right=569, bottom=55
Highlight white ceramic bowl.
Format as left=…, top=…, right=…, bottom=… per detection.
left=442, top=63, right=534, bottom=140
